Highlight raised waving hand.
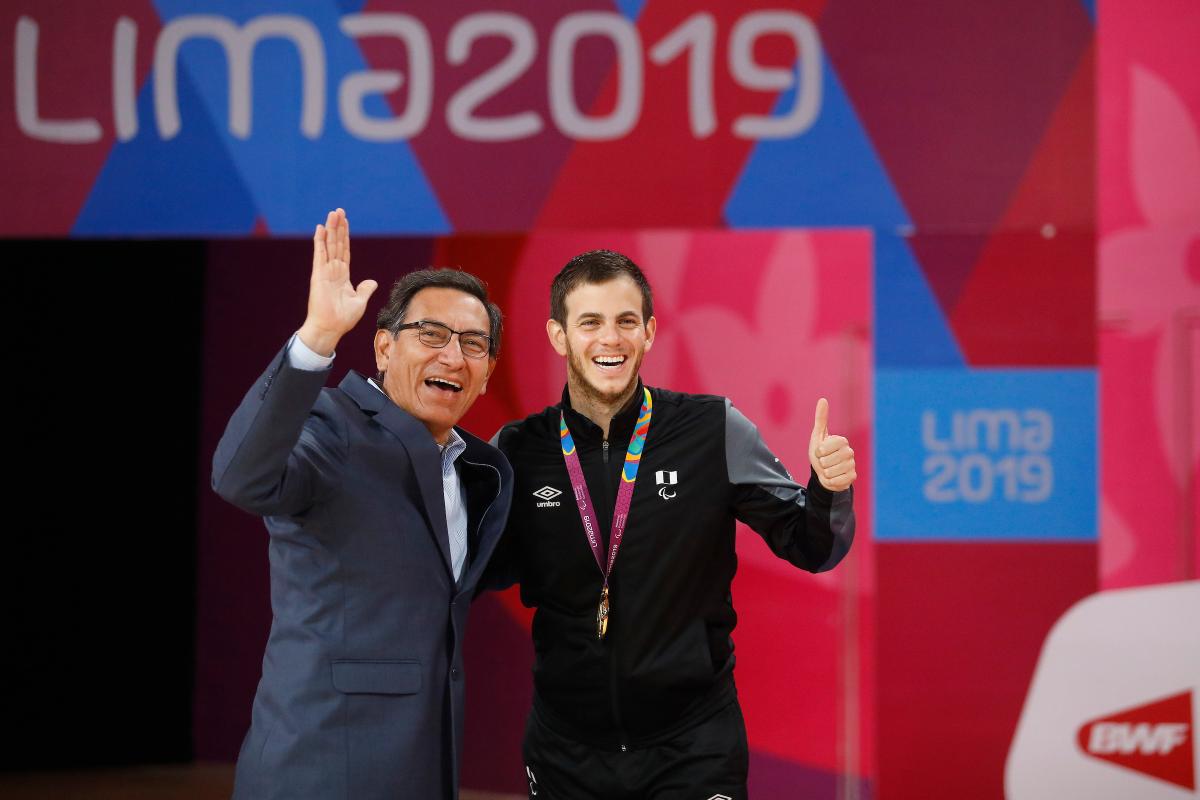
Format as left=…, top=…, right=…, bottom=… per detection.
left=297, top=208, right=378, bottom=356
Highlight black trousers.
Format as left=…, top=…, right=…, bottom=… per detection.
left=522, top=700, right=749, bottom=800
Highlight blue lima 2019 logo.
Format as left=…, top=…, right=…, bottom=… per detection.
left=876, top=369, right=1096, bottom=541
left=921, top=408, right=1053, bottom=504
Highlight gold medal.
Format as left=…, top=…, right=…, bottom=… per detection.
left=596, top=585, right=610, bottom=640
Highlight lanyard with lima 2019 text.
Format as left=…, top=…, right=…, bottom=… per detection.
left=559, top=387, right=652, bottom=640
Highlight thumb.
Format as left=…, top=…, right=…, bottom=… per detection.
left=356, top=279, right=379, bottom=302
left=811, top=397, right=829, bottom=444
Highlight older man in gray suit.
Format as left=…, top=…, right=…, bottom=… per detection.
left=213, top=209, right=513, bottom=799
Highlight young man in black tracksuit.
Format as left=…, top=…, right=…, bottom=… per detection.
left=490, top=250, right=857, bottom=799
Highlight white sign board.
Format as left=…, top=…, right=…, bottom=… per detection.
left=1006, top=581, right=1199, bottom=798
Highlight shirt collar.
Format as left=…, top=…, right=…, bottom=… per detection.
left=441, top=427, right=467, bottom=463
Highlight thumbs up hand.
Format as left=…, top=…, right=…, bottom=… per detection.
left=808, top=397, right=856, bottom=492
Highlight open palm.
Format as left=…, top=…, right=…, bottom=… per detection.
left=299, top=208, right=378, bottom=355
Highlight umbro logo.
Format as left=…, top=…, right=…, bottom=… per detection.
left=533, top=486, right=562, bottom=507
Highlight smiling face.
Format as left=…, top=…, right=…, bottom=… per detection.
left=547, top=276, right=656, bottom=418
left=374, top=287, right=494, bottom=443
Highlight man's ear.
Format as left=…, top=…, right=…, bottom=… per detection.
left=546, top=318, right=568, bottom=356
left=374, top=329, right=392, bottom=373
left=643, top=315, right=657, bottom=352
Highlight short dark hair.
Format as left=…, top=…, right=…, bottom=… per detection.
left=550, top=250, right=653, bottom=325
left=376, top=268, right=502, bottom=356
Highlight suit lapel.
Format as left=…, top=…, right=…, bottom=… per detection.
left=339, top=372, right=454, bottom=579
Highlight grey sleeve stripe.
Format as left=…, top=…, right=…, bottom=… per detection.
left=725, top=398, right=804, bottom=502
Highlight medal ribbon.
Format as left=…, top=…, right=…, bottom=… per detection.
left=559, top=387, right=652, bottom=583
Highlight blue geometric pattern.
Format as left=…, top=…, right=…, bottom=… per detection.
left=725, top=52, right=911, bottom=229
left=75, top=69, right=259, bottom=235
left=614, top=0, right=647, bottom=22
left=874, top=233, right=965, bottom=368
left=78, top=0, right=450, bottom=235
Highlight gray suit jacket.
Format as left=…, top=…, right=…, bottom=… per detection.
left=212, top=346, right=513, bottom=800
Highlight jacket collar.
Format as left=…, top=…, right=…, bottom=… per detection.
left=339, top=371, right=507, bottom=469
left=337, top=371, right=458, bottom=581
left=337, top=371, right=512, bottom=588
left=339, top=371, right=439, bottom=449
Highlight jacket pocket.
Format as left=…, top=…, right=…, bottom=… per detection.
left=331, top=659, right=422, bottom=695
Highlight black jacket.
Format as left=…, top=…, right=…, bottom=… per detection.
left=491, top=383, right=854, bottom=748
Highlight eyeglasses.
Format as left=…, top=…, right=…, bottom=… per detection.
left=393, top=320, right=493, bottom=359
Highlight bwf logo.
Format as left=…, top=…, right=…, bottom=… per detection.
left=1076, top=690, right=1195, bottom=791
left=656, top=470, right=678, bottom=500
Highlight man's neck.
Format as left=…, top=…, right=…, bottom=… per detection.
left=566, top=379, right=639, bottom=439
left=369, top=377, right=451, bottom=446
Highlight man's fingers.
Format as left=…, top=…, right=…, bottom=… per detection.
left=820, top=459, right=854, bottom=479
left=313, top=223, right=328, bottom=269
left=324, top=209, right=337, bottom=243
left=356, top=279, right=378, bottom=302
left=817, top=435, right=849, bottom=459
left=341, top=210, right=351, bottom=266
left=322, top=210, right=339, bottom=264
left=326, top=211, right=342, bottom=265
left=819, top=451, right=854, bottom=474
left=818, top=443, right=854, bottom=476
left=821, top=472, right=855, bottom=492
left=332, top=208, right=345, bottom=263
left=815, top=431, right=855, bottom=490
left=812, top=397, right=829, bottom=441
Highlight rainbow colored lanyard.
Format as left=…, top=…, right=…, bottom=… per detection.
left=559, top=387, right=652, bottom=639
